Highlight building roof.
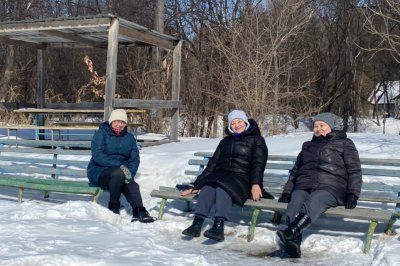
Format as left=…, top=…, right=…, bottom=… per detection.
left=0, top=14, right=179, bottom=50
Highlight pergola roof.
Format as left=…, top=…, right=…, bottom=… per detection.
left=0, top=14, right=179, bottom=50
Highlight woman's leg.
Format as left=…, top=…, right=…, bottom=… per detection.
left=195, top=185, right=217, bottom=217
left=285, top=190, right=309, bottom=224
left=98, top=167, right=125, bottom=204
left=214, top=186, right=233, bottom=220
left=299, top=190, right=338, bottom=222
left=122, top=180, right=144, bottom=208
left=203, top=186, right=231, bottom=241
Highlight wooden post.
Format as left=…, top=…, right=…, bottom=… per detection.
left=104, top=18, right=119, bottom=121
left=170, top=41, right=182, bottom=141
left=36, top=49, right=45, bottom=140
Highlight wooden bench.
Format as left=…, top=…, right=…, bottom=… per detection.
left=151, top=152, right=400, bottom=253
left=0, top=139, right=104, bottom=203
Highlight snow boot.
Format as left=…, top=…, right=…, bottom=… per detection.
left=182, top=215, right=205, bottom=237
left=286, top=234, right=303, bottom=258
left=204, top=217, right=225, bottom=241
left=108, top=201, right=120, bottom=214
left=277, top=213, right=311, bottom=258
left=131, top=207, right=156, bottom=223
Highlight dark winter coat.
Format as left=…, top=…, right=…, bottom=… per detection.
left=87, top=122, right=140, bottom=185
left=193, top=119, right=268, bottom=206
left=282, top=130, right=362, bottom=205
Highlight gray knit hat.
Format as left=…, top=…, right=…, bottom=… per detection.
left=228, top=110, right=250, bottom=133
left=313, top=112, right=336, bottom=130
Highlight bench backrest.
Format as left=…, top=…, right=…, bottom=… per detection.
left=185, top=152, right=400, bottom=204
left=0, top=140, right=91, bottom=180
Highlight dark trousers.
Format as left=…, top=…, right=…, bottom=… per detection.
left=98, top=167, right=143, bottom=208
left=195, top=185, right=233, bottom=220
left=285, top=189, right=338, bottom=224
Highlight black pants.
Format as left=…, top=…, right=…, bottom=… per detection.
left=98, top=167, right=143, bottom=208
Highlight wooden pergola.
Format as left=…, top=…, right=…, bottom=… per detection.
left=0, top=14, right=182, bottom=141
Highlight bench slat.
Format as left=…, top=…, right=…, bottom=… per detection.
left=0, top=165, right=86, bottom=177
left=0, top=146, right=92, bottom=155
left=0, top=156, right=88, bottom=167
left=151, top=188, right=394, bottom=222
left=0, top=139, right=92, bottom=148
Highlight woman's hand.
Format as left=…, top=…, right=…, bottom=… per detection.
left=251, top=184, right=262, bottom=201
left=180, top=188, right=198, bottom=196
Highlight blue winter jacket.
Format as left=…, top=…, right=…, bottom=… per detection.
left=87, top=122, right=140, bottom=185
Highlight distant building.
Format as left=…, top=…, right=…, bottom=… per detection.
left=368, top=81, right=400, bottom=118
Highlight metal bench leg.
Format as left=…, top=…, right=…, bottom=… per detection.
left=184, top=200, right=192, bottom=212
left=92, top=189, right=104, bottom=203
left=271, top=211, right=282, bottom=224
left=158, top=198, right=167, bottom=220
left=384, top=213, right=399, bottom=235
left=18, top=187, right=24, bottom=203
left=364, top=220, right=378, bottom=253
left=247, top=208, right=261, bottom=242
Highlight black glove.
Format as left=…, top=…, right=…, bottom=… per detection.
left=345, top=194, right=358, bottom=209
left=278, top=193, right=290, bottom=203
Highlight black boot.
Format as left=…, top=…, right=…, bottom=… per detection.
left=108, top=201, right=120, bottom=214
left=132, top=207, right=156, bottom=223
left=204, top=217, right=225, bottom=241
left=286, top=234, right=302, bottom=258
left=182, top=215, right=205, bottom=237
left=277, top=213, right=311, bottom=258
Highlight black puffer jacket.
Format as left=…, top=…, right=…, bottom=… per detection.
left=282, top=130, right=362, bottom=205
left=193, top=119, right=268, bottom=206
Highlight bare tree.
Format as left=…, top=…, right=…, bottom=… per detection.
left=363, top=0, right=400, bottom=63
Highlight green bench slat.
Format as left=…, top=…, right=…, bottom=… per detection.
left=0, top=175, right=100, bottom=194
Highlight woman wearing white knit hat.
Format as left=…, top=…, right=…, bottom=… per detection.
left=180, top=110, right=272, bottom=241
left=87, top=109, right=155, bottom=223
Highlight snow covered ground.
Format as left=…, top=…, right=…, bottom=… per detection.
left=0, top=118, right=400, bottom=265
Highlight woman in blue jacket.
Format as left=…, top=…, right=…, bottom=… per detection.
left=87, top=109, right=155, bottom=223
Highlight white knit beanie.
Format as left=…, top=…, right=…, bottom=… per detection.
left=108, top=109, right=128, bottom=124
left=228, top=110, right=250, bottom=133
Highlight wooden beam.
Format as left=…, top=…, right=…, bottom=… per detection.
left=170, top=40, right=183, bottom=141
left=104, top=18, right=119, bottom=120
left=45, top=102, right=104, bottom=109
left=39, top=29, right=106, bottom=48
left=36, top=49, right=45, bottom=134
left=119, top=25, right=175, bottom=50
left=0, top=17, right=111, bottom=33
left=0, top=102, right=35, bottom=110
left=114, top=99, right=181, bottom=109
left=0, top=36, right=45, bottom=49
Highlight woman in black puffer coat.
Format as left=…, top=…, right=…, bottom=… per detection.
left=181, top=110, right=269, bottom=242
left=277, top=112, right=362, bottom=258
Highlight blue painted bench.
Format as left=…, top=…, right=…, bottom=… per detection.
left=0, top=139, right=104, bottom=203
left=150, top=152, right=400, bottom=253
